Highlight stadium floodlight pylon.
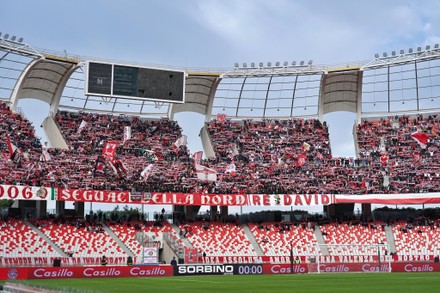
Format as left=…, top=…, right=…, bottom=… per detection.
left=306, top=243, right=392, bottom=273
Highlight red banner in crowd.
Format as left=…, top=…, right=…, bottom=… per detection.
left=102, top=141, right=118, bottom=161
left=57, top=188, right=130, bottom=203
left=132, top=193, right=334, bottom=206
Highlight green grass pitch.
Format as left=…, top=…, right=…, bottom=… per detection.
left=5, top=273, right=440, bottom=293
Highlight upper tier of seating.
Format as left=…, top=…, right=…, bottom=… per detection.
left=0, top=101, right=42, bottom=186
left=1, top=100, right=439, bottom=195
left=356, top=115, right=440, bottom=193
left=203, top=115, right=439, bottom=194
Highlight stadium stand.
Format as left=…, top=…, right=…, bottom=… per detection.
left=392, top=220, right=440, bottom=258
left=106, top=220, right=174, bottom=258
left=36, top=218, right=127, bottom=258
left=319, top=221, right=388, bottom=256
left=0, top=219, right=59, bottom=258
left=178, top=221, right=257, bottom=256
left=356, top=115, right=440, bottom=194
left=248, top=222, right=318, bottom=257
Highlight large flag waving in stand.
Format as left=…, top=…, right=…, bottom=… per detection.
left=77, top=120, right=87, bottom=134
left=102, top=141, right=118, bottom=161
left=195, top=163, right=217, bottom=182
left=6, top=135, right=21, bottom=161
left=411, top=131, right=430, bottom=148
left=174, top=135, right=187, bottom=148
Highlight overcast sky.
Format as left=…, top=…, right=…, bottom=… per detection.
left=1, top=0, right=439, bottom=214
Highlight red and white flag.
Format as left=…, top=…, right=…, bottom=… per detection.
left=192, top=151, right=203, bottom=164
left=225, top=161, right=237, bottom=176
left=94, top=156, right=106, bottom=175
left=102, top=141, right=118, bottom=161
left=109, top=158, right=127, bottom=178
left=77, top=120, right=87, bottom=134
left=195, top=163, right=217, bottom=182
left=41, top=142, right=51, bottom=161
left=6, top=135, right=21, bottom=160
left=296, top=154, right=307, bottom=167
left=140, top=164, right=154, bottom=179
left=174, top=135, right=187, bottom=148
left=123, top=126, right=131, bottom=144
left=411, top=131, right=429, bottom=148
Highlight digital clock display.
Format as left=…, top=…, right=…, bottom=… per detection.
left=233, top=264, right=263, bottom=275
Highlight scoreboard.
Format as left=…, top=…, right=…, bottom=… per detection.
left=86, top=61, right=185, bottom=103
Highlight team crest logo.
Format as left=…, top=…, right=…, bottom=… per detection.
left=143, top=192, right=152, bottom=203
left=7, top=269, right=18, bottom=279
left=36, top=186, right=48, bottom=199
left=273, top=194, right=281, bottom=205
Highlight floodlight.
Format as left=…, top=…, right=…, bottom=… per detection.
left=292, top=61, right=296, bottom=66
left=435, top=44, right=439, bottom=49
left=408, top=48, right=413, bottom=53
left=259, top=62, right=264, bottom=67
left=300, top=61, right=305, bottom=66
left=275, top=62, right=280, bottom=67
left=383, top=52, right=387, bottom=57
left=10, top=36, right=16, bottom=41
left=4, top=33, right=9, bottom=39
left=251, top=62, right=255, bottom=67
left=284, top=61, right=288, bottom=66
left=374, top=53, right=379, bottom=58
left=426, top=45, right=430, bottom=50
left=234, top=63, right=239, bottom=68
left=267, top=62, right=272, bottom=67
left=417, top=47, right=421, bottom=52
left=308, top=60, right=313, bottom=65
left=242, top=63, right=247, bottom=67
left=400, top=49, right=404, bottom=54
left=18, top=37, right=23, bottom=43
left=391, top=51, right=396, bottom=56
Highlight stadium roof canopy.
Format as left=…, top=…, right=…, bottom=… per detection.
left=0, top=35, right=439, bottom=122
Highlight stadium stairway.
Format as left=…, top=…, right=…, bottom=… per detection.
left=242, top=224, right=264, bottom=256
left=384, top=225, right=397, bottom=253
left=25, top=220, right=67, bottom=257
left=314, top=225, right=329, bottom=255
left=102, top=223, right=135, bottom=259
left=171, top=224, right=193, bottom=248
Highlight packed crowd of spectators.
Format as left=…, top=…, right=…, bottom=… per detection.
left=356, top=115, right=440, bottom=193
left=1, top=100, right=439, bottom=195
left=202, top=115, right=439, bottom=194
left=0, top=101, right=42, bottom=185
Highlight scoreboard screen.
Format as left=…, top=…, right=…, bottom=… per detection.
left=86, top=62, right=185, bottom=103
